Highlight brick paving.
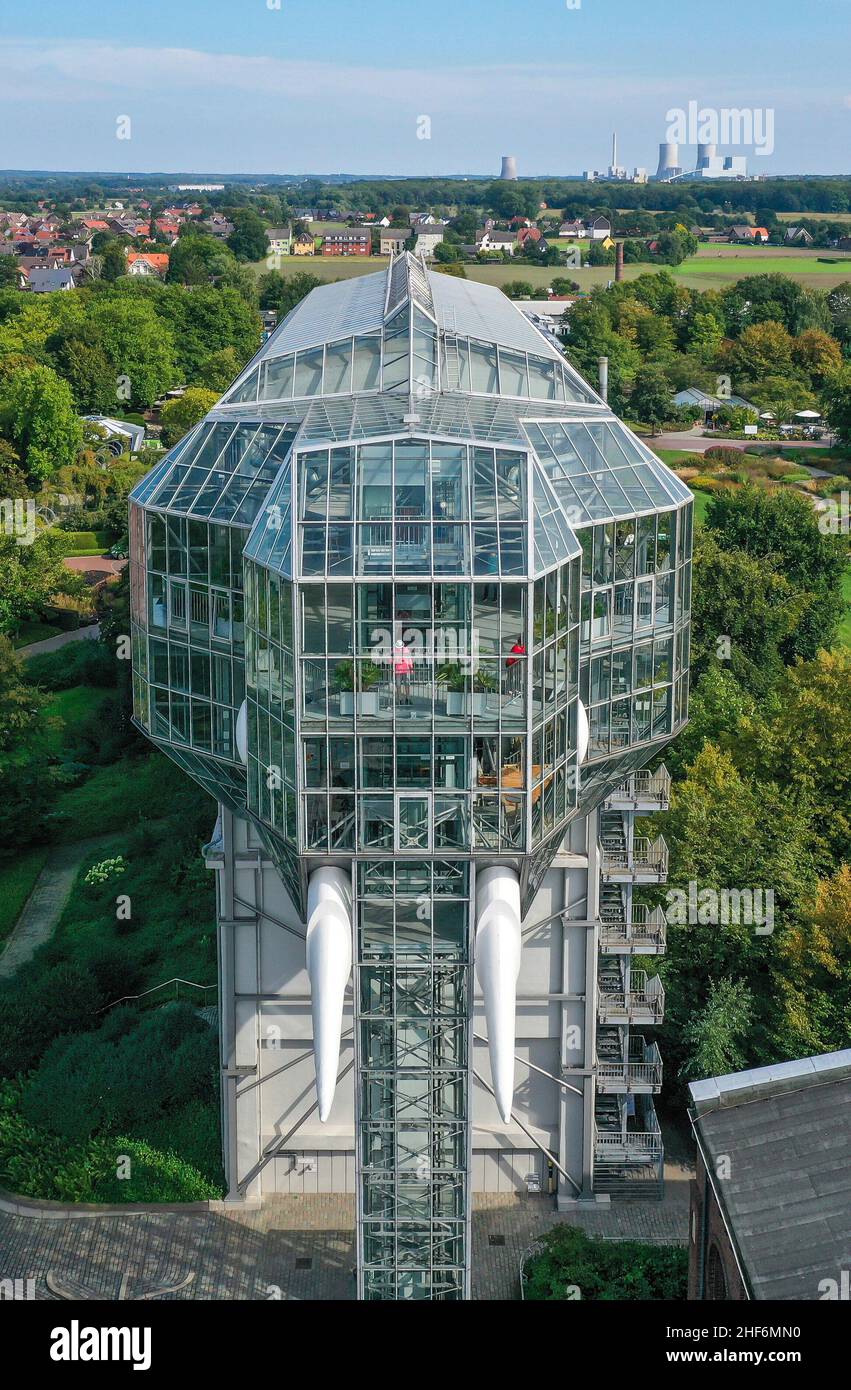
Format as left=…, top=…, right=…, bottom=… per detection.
left=0, top=1159, right=691, bottom=1301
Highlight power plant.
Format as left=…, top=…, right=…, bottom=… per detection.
left=655, top=141, right=682, bottom=181
left=500, top=155, right=518, bottom=181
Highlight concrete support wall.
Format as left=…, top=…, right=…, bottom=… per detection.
left=210, top=806, right=598, bottom=1200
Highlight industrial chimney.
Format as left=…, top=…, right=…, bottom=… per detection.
left=615, top=241, right=624, bottom=282
left=500, top=156, right=518, bottom=181
left=598, top=356, right=609, bottom=403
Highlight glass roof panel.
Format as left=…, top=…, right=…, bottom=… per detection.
left=522, top=419, right=692, bottom=524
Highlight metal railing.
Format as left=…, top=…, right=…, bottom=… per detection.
left=597, top=970, right=665, bottom=1023
left=604, top=765, right=671, bottom=809
left=594, top=1126, right=664, bottom=1160
left=596, top=1038, right=663, bottom=1090
left=95, top=977, right=218, bottom=1014
left=600, top=835, right=669, bottom=878
left=599, top=904, right=667, bottom=951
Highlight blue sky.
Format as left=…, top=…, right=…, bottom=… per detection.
left=1, top=0, right=848, bottom=175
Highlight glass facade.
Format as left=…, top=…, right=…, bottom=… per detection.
left=129, top=254, right=693, bottom=1301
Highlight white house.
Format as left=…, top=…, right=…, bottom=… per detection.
left=413, top=229, right=445, bottom=259
left=476, top=229, right=516, bottom=255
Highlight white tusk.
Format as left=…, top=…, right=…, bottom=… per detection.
left=306, top=867, right=353, bottom=1122
left=475, top=865, right=521, bottom=1124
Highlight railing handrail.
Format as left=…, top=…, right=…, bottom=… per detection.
left=95, top=977, right=218, bottom=1014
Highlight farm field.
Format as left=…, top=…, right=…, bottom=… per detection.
left=255, top=246, right=851, bottom=294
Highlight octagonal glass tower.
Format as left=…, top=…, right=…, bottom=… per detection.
left=130, top=255, right=692, bottom=1299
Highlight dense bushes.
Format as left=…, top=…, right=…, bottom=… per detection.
left=523, top=1226, right=687, bottom=1300
left=26, top=638, right=116, bottom=691
left=21, top=1004, right=218, bottom=1144
left=0, top=1082, right=220, bottom=1203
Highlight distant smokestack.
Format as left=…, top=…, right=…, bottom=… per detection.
left=500, top=155, right=518, bottom=181
left=615, top=242, right=624, bottom=282
left=612, top=131, right=617, bottom=169
left=598, top=356, right=609, bottom=403
left=656, top=141, right=679, bottom=179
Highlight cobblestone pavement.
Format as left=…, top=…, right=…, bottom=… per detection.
left=0, top=1159, right=691, bottom=1302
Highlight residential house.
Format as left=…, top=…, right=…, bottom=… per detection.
left=80, top=218, right=110, bottom=233
left=728, top=225, right=769, bottom=244
left=265, top=226, right=292, bottom=257
left=784, top=226, right=815, bottom=246
left=413, top=230, right=445, bottom=259
left=688, top=1050, right=851, bottom=1301
left=28, top=267, right=76, bottom=293
left=559, top=218, right=588, bottom=239
left=475, top=229, right=516, bottom=255
left=204, top=216, right=235, bottom=240
left=322, top=230, right=371, bottom=257
left=292, top=232, right=316, bottom=256
left=126, top=252, right=170, bottom=278
left=380, top=229, right=410, bottom=256
left=587, top=216, right=612, bottom=241
left=516, top=226, right=543, bottom=249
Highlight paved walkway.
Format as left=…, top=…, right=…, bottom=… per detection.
left=653, top=428, right=838, bottom=455
left=0, top=837, right=111, bottom=979
left=17, top=624, right=100, bottom=660
left=0, top=1160, right=691, bottom=1301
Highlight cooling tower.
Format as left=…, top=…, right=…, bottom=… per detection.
left=655, top=141, right=680, bottom=179
left=500, top=155, right=518, bottom=181
left=696, top=142, right=717, bottom=169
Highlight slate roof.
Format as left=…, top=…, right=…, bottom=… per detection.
left=691, top=1050, right=851, bottom=1300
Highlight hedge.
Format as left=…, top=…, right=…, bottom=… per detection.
left=523, top=1225, right=687, bottom=1300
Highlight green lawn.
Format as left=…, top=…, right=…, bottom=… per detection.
left=43, top=685, right=110, bottom=757
left=12, top=619, right=63, bottom=649
left=691, top=489, right=713, bottom=526
left=679, top=255, right=851, bottom=276
left=839, top=564, right=851, bottom=649
left=52, top=750, right=196, bottom=842
left=0, top=846, right=51, bottom=945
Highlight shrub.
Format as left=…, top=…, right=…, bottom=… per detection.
left=24, top=640, right=116, bottom=692
left=703, top=446, right=745, bottom=467
left=0, top=962, right=104, bottom=1078
left=0, top=1082, right=221, bottom=1202
left=20, top=1003, right=218, bottom=1143
left=523, top=1225, right=688, bottom=1301
left=689, top=475, right=739, bottom=493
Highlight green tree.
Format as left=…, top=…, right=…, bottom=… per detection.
left=729, top=319, right=794, bottom=381
left=85, top=298, right=177, bottom=407
left=679, top=978, right=753, bottom=1082
left=257, top=270, right=320, bottom=317
left=0, top=529, right=84, bottom=633
left=822, top=364, right=851, bottom=445
left=50, top=335, right=117, bottom=414
left=159, top=388, right=219, bottom=447
left=226, top=209, right=269, bottom=263
left=686, top=311, right=724, bottom=364
left=194, top=346, right=242, bottom=393
left=629, top=363, right=672, bottom=433
left=0, top=362, right=83, bottom=479
left=792, top=328, right=843, bottom=386
left=100, top=240, right=127, bottom=283
left=703, top=486, right=848, bottom=659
